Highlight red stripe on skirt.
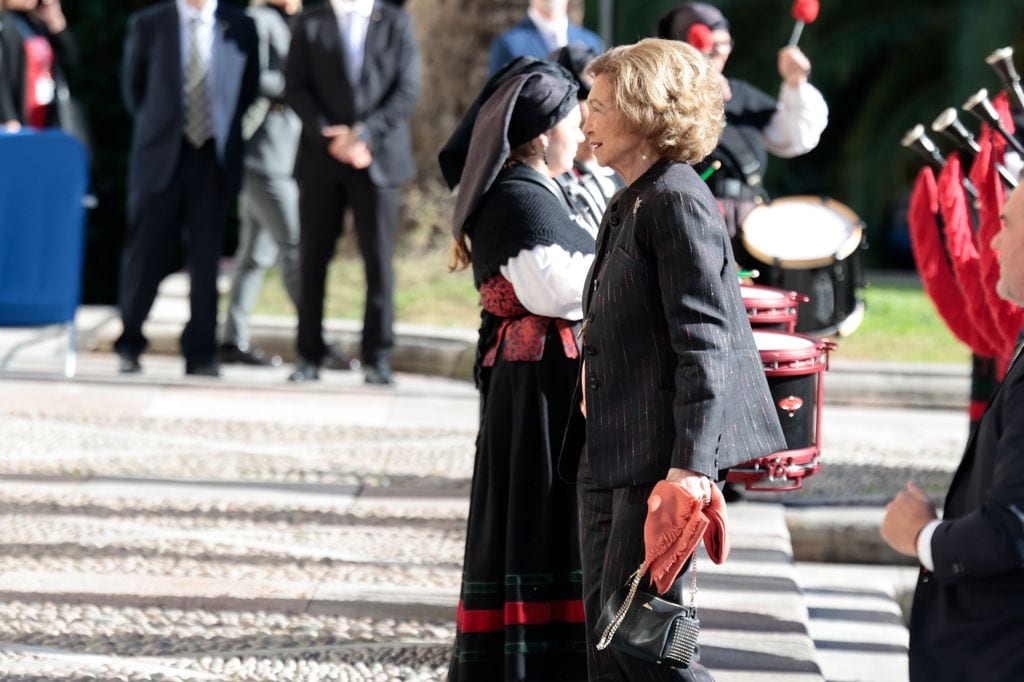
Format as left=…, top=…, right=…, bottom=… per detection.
left=969, top=399, right=989, bottom=422
left=456, top=599, right=586, bottom=633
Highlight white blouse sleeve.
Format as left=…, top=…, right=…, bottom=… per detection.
left=500, top=244, right=593, bottom=321
left=761, top=81, right=829, bottom=158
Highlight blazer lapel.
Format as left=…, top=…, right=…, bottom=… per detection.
left=318, top=5, right=348, bottom=83
left=212, top=7, right=246, bottom=153
left=583, top=189, right=627, bottom=312
left=946, top=351, right=1024, bottom=501
left=359, top=4, right=387, bottom=90
left=164, top=4, right=183, bottom=93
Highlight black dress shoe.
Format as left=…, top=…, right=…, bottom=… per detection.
left=185, top=361, right=221, bottom=378
left=219, top=343, right=282, bottom=367
left=118, top=353, right=141, bottom=374
left=364, top=362, right=394, bottom=386
left=288, top=360, right=320, bottom=382
left=323, top=344, right=360, bottom=371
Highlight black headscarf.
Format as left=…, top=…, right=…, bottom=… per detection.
left=438, top=57, right=576, bottom=191
left=450, top=72, right=578, bottom=237
left=656, top=2, right=730, bottom=42
left=548, top=44, right=599, bottom=100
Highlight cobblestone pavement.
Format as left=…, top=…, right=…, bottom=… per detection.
left=0, top=366, right=951, bottom=681
left=0, top=373, right=475, bottom=681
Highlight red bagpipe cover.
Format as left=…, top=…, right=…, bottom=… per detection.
left=907, top=166, right=996, bottom=354
left=966, top=94, right=1024, bottom=358
left=935, top=154, right=1009, bottom=357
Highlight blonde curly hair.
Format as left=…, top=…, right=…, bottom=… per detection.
left=587, top=38, right=724, bottom=164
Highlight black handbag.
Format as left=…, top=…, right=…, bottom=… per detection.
left=595, top=554, right=701, bottom=668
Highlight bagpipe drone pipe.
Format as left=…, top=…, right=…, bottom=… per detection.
left=900, top=47, right=1024, bottom=424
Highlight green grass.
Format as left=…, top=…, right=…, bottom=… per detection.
left=835, top=277, right=970, bottom=365
left=253, top=239, right=480, bottom=329
left=252, top=242, right=970, bottom=365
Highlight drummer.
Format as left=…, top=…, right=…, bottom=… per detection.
left=657, top=3, right=828, bottom=254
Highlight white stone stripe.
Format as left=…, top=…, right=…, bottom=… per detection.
left=0, top=642, right=219, bottom=679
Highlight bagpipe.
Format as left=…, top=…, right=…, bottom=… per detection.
left=900, top=47, right=1024, bottom=420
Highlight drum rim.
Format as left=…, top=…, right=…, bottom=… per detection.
left=741, top=195, right=864, bottom=269
left=740, top=284, right=799, bottom=306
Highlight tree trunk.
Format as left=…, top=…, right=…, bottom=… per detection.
left=406, top=0, right=529, bottom=181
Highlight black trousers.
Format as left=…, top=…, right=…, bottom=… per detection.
left=116, top=140, right=227, bottom=365
left=577, top=452, right=714, bottom=682
left=296, top=171, right=398, bottom=367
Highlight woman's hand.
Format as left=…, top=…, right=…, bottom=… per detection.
left=665, top=468, right=712, bottom=506
left=3, top=120, right=22, bottom=133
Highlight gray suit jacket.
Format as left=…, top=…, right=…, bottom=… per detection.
left=560, top=159, right=786, bottom=488
left=242, top=6, right=300, bottom=177
left=908, top=351, right=1024, bottom=681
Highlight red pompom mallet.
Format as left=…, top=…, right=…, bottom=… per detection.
left=686, top=23, right=714, bottom=53
left=789, top=0, right=819, bottom=46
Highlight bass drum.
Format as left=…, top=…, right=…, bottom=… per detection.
left=740, top=196, right=866, bottom=337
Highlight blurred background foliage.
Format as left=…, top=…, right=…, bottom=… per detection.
left=595, top=0, right=1024, bottom=267
left=64, top=0, right=1024, bottom=304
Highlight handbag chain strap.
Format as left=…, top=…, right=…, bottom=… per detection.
left=596, top=554, right=698, bottom=651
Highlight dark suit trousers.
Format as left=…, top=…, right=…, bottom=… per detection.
left=116, top=141, right=227, bottom=364
left=296, top=171, right=397, bottom=366
left=578, top=452, right=715, bottom=682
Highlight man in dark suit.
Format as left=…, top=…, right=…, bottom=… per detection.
left=116, top=0, right=258, bottom=377
left=881, top=183, right=1024, bottom=681
left=487, top=0, right=603, bottom=77
left=284, top=0, right=419, bottom=385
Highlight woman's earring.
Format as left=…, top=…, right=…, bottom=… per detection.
left=542, top=145, right=549, bottom=166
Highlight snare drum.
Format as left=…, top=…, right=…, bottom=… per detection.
left=740, top=284, right=808, bottom=333
left=740, top=196, right=866, bottom=337
left=726, top=330, right=835, bottom=491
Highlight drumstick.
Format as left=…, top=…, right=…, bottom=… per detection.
left=700, top=160, right=722, bottom=181
left=789, top=0, right=820, bottom=47
left=738, top=269, right=760, bottom=279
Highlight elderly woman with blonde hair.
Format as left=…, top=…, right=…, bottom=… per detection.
left=560, top=38, right=786, bottom=680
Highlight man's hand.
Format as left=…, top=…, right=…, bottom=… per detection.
left=2, top=120, right=22, bottom=133
left=34, top=0, right=67, bottom=34
left=323, top=125, right=372, bottom=168
left=778, top=46, right=811, bottom=87
left=881, top=481, right=937, bottom=557
left=665, top=468, right=712, bottom=507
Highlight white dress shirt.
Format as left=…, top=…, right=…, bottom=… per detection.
left=917, top=519, right=941, bottom=571
left=331, top=0, right=373, bottom=86
left=762, top=81, right=829, bottom=158
left=527, top=7, right=569, bottom=51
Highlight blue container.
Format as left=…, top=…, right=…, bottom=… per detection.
left=0, top=131, right=89, bottom=326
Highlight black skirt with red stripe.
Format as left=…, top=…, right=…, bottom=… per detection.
left=449, top=328, right=587, bottom=681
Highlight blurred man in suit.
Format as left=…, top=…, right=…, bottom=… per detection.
left=284, top=0, right=419, bottom=385
left=487, top=0, right=602, bottom=77
left=881, top=183, right=1024, bottom=681
left=219, top=0, right=302, bottom=368
left=116, top=0, right=258, bottom=377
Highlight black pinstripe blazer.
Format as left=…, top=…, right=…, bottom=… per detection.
left=560, top=159, right=786, bottom=488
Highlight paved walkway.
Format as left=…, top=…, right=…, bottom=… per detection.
left=0, top=272, right=968, bottom=680
left=0, top=371, right=917, bottom=681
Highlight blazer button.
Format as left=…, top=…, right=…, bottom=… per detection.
left=585, top=345, right=596, bottom=356
left=610, top=215, right=620, bottom=226
left=589, top=377, right=601, bottom=390
left=587, top=313, right=595, bottom=323
left=953, top=563, right=965, bottom=575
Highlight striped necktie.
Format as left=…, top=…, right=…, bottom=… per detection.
left=184, top=15, right=213, bottom=148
